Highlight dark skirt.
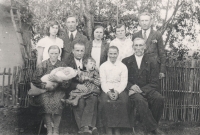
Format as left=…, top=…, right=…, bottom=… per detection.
left=97, top=91, right=130, bottom=128
left=34, top=89, right=65, bottom=115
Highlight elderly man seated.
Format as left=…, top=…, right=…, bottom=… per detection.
left=98, top=46, right=130, bottom=135
left=122, top=38, right=164, bottom=135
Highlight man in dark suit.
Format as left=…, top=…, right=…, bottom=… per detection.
left=66, top=42, right=98, bottom=135
left=61, top=15, right=88, bottom=62
left=132, top=12, right=166, bottom=79
left=122, top=38, right=164, bottom=135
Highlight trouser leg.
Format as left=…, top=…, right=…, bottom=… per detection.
left=45, top=114, right=53, bottom=135
left=73, top=97, right=85, bottom=129
left=81, top=95, right=98, bottom=128
left=52, top=114, right=61, bottom=135
left=147, top=91, right=164, bottom=123
left=130, top=93, right=157, bottom=132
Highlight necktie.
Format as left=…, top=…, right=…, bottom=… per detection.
left=70, top=33, right=73, bottom=42
left=143, top=30, right=147, bottom=41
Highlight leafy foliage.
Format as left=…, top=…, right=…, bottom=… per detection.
left=18, top=0, right=200, bottom=60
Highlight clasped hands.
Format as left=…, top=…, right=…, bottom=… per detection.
left=107, top=89, right=119, bottom=101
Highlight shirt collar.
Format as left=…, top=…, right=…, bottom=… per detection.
left=135, top=54, right=144, bottom=59
left=74, top=57, right=82, bottom=63
left=69, top=30, right=77, bottom=38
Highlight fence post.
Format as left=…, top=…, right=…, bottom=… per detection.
left=188, top=59, right=195, bottom=121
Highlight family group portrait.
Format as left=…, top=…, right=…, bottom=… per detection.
left=0, top=0, right=200, bottom=135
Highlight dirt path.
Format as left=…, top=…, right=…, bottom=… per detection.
left=0, top=0, right=23, bottom=69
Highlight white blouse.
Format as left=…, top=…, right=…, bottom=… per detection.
left=36, top=36, right=63, bottom=61
left=100, top=60, right=128, bottom=94
left=91, top=41, right=102, bottom=69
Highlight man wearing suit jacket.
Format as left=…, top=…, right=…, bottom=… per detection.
left=122, top=38, right=164, bottom=135
left=61, top=15, right=88, bottom=62
left=132, top=12, right=166, bottom=79
left=66, top=42, right=98, bottom=135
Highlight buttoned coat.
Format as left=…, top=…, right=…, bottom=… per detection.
left=122, top=54, right=160, bottom=95
left=132, top=29, right=166, bottom=73
left=85, top=40, right=109, bottom=65
left=60, top=30, right=88, bottom=62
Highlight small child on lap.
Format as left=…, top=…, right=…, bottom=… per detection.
left=62, top=57, right=101, bottom=106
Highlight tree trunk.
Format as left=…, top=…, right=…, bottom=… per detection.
left=85, top=0, right=93, bottom=40
left=80, top=0, right=93, bottom=40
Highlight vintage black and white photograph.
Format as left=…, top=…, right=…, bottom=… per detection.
left=0, top=0, right=200, bottom=135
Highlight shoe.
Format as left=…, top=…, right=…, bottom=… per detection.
left=78, top=126, right=92, bottom=135
left=91, top=127, right=98, bottom=135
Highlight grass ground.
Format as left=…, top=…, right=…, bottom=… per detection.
left=1, top=107, right=200, bottom=135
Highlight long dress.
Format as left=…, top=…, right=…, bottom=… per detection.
left=98, top=60, right=130, bottom=128
left=31, top=59, right=68, bottom=115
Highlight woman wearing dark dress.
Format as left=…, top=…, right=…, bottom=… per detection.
left=85, top=25, right=109, bottom=70
left=32, top=45, right=69, bottom=135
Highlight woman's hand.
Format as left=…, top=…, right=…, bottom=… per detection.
left=113, top=90, right=119, bottom=100
left=107, top=91, right=118, bottom=100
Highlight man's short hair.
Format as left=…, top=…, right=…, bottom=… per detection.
left=73, top=42, right=86, bottom=49
left=66, top=14, right=78, bottom=23
left=138, top=12, right=152, bottom=20
left=133, top=38, right=146, bottom=46
left=108, top=46, right=119, bottom=53
left=83, top=57, right=96, bottom=65
left=48, top=45, right=60, bottom=53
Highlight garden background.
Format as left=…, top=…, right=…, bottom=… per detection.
left=1, top=0, right=200, bottom=135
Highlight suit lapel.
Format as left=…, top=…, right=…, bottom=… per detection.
left=128, top=55, right=139, bottom=74
left=73, top=32, right=81, bottom=42
left=138, top=30, right=143, bottom=39
left=145, top=29, right=155, bottom=51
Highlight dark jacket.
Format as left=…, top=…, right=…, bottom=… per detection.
left=122, top=54, right=159, bottom=95
left=132, top=29, right=166, bottom=73
left=85, top=40, right=109, bottom=65
left=60, top=30, right=88, bottom=62
left=66, top=55, right=86, bottom=91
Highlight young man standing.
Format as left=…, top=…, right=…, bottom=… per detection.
left=61, top=15, right=88, bottom=62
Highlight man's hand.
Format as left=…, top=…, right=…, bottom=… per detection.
left=77, top=84, right=88, bottom=92
left=159, top=73, right=165, bottom=79
left=49, top=74, right=63, bottom=83
left=130, top=84, right=142, bottom=93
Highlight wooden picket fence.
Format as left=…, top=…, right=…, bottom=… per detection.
left=161, top=59, right=200, bottom=122
left=0, top=59, right=36, bottom=108
left=1, top=59, right=200, bottom=122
